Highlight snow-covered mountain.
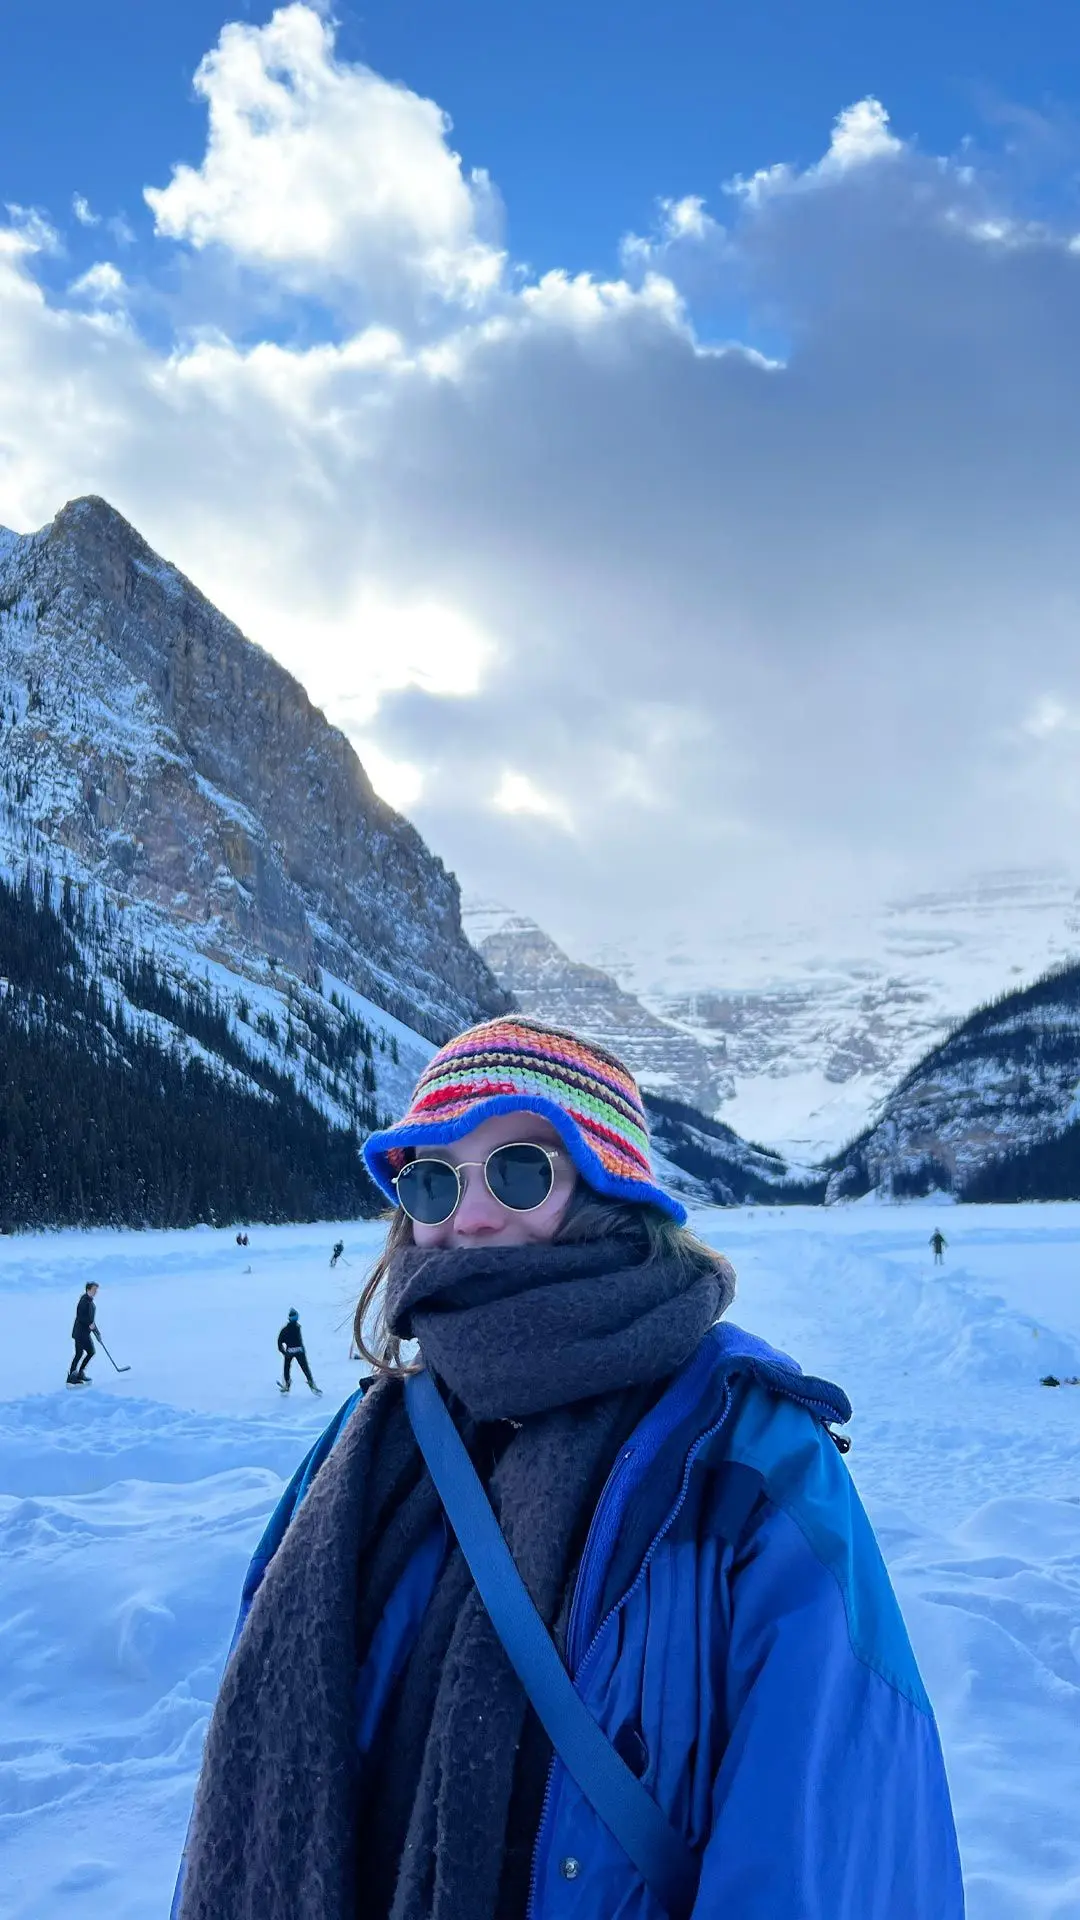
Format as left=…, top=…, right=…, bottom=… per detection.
left=0, top=495, right=507, bottom=1044
left=468, top=881, right=1080, bottom=1162
left=644, top=1093, right=825, bottom=1206
left=463, top=900, right=734, bottom=1113
left=826, top=960, right=1080, bottom=1202
left=0, top=496, right=789, bottom=1225
left=581, top=874, right=1080, bottom=1157
left=11, top=494, right=1066, bottom=1217
left=0, top=496, right=513, bottom=1223
left=461, top=901, right=826, bottom=1202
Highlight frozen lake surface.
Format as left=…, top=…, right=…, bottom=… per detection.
left=1, top=1201, right=1079, bottom=1917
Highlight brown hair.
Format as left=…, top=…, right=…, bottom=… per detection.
left=352, top=1185, right=732, bottom=1378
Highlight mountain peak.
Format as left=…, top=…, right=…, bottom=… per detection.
left=53, top=493, right=136, bottom=531
left=48, top=494, right=170, bottom=573
left=42, top=494, right=254, bottom=647
left=0, top=497, right=509, bottom=1041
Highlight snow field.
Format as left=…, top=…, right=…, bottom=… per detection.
left=1, top=1205, right=1079, bottom=1916
left=721, top=1203, right=1080, bottom=1917
left=0, top=1220, right=385, bottom=1919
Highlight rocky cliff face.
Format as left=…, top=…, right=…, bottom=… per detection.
left=463, top=902, right=820, bottom=1205
left=0, top=497, right=508, bottom=1041
left=464, top=900, right=732, bottom=1114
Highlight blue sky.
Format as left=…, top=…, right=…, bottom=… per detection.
left=2, top=3, right=1080, bottom=968
left=3, top=0, right=1078, bottom=288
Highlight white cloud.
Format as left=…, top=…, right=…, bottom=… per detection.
left=621, top=196, right=726, bottom=274
left=144, top=2, right=505, bottom=317
left=824, top=98, right=902, bottom=171
left=492, top=771, right=575, bottom=831
left=291, top=593, right=495, bottom=723
left=663, top=195, right=710, bottom=239
left=70, top=261, right=127, bottom=306
left=350, top=740, right=425, bottom=811
left=516, top=266, right=687, bottom=335
left=3, top=204, right=60, bottom=255
left=729, top=95, right=902, bottom=204
left=72, top=193, right=100, bottom=227
left=1023, top=695, right=1080, bottom=738
left=2, top=30, right=1080, bottom=968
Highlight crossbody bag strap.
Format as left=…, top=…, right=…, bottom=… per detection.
left=404, top=1368, right=699, bottom=1920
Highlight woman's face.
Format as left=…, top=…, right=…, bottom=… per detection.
left=408, top=1110, right=577, bottom=1249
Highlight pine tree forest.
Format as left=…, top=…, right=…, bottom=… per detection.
left=0, top=867, right=383, bottom=1231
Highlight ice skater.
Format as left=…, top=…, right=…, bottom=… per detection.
left=277, top=1310, right=321, bottom=1395
left=930, top=1228, right=947, bottom=1266
left=67, top=1281, right=100, bottom=1385
left=330, top=1239, right=346, bottom=1268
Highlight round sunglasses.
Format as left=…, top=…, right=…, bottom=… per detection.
left=393, top=1141, right=561, bottom=1226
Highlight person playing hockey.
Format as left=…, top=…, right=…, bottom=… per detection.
left=930, top=1228, right=947, bottom=1265
left=67, top=1281, right=100, bottom=1385
left=277, top=1309, right=321, bottom=1395
left=330, top=1239, right=345, bottom=1268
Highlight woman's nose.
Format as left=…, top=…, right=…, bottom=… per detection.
left=451, top=1166, right=505, bottom=1235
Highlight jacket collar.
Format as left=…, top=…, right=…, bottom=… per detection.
left=703, top=1320, right=852, bottom=1427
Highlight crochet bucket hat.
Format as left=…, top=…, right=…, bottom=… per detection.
left=363, top=1014, right=686, bottom=1224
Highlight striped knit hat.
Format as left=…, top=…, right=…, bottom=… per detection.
left=363, top=1014, right=686, bottom=1224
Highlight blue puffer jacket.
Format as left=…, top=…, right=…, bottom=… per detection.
left=174, top=1323, right=965, bottom=1918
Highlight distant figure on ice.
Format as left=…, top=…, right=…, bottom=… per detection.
left=330, top=1239, right=345, bottom=1268
left=67, top=1281, right=100, bottom=1385
left=277, top=1310, right=321, bottom=1395
left=236, top=1231, right=249, bottom=1248
left=930, top=1229, right=947, bottom=1266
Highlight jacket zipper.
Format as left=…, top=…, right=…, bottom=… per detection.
left=568, top=1339, right=721, bottom=1672
left=525, top=1369, right=736, bottom=1919
left=522, top=1364, right=849, bottom=1915
left=523, top=1433, right=644, bottom=1920
left=575, top=1379, right=734, bottom=1684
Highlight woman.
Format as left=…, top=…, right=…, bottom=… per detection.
left=174, top=1015, right=964, bottom=1920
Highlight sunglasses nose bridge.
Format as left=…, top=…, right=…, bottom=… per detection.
left=433, top=1160, right=503, bottom=1234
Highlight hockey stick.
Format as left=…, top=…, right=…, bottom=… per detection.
left=96, top=1335, right=132, bottom=1374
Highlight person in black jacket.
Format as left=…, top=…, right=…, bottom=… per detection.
left=67, top=1282, right=100, bottom=1385
left=277, top=1310, right=321, bottom=1394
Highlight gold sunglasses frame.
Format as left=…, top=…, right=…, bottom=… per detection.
left=392, top=1142, right=562, bottom=1223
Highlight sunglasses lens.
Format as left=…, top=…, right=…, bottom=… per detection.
left=395, top=1159, right=460, bottom=1225
left=485, top=1143, right=555, bottom=1212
